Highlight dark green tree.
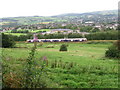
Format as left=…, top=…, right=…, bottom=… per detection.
left=2, top=33, right=15, bottom=48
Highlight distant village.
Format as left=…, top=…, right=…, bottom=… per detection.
left=1, top=21, right=118, bottom=35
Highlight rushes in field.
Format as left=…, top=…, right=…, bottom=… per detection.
left=68, top=62, right=74, bottom=69
left=59, top=60, right=63, bottom=68
left=41, top=56, right=48, bottom=66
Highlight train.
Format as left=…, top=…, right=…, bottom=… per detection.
left=27, top=38, right=87, bottom=42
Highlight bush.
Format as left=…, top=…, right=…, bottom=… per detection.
left=59, top=44, right=68, bottom=51
left=2, top=33, right=15, bottom=48
left=105, top=41, right=120, bottom=58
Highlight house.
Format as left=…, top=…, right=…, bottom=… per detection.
left=84, top=21, right=94, bottom=26
left=74, top=30, right=80, bottom=33
left=50, top=29, right=73, bottom=34
left=94, top=25, right=102, bottom=30
left=85, top=21, right=94, bottom=24
left=105, top=24, right=117, bottom=30
left=79, top=32, right=90, bottom=36
left=62, top=24, right=67, bottom=26
left=41, top=31, right=51, bottom=35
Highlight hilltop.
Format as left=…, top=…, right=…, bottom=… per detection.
left=1, top=10, right=118, bottom=28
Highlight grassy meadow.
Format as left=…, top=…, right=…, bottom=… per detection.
left=3, top=29, right=50, bottom=36
left=2, top=41, right=118, bottom=88
left=4, top=33, right=27, bottom=36
left=30, top=29, right=50, bottom=33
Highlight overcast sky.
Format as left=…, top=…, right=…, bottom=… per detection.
left=0, top=0, right=119, bottom=18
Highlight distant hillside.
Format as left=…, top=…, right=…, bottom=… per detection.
left=52, top=10, right=117, bottom=17
left=0, top=10, right=118, bottom=28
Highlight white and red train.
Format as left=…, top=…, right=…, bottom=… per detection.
left=27, top=38, right=87, bottom=42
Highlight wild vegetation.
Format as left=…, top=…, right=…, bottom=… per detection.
left=105, top=40, right=120, bottom=58
left=2, top=41, right=118, bottom=88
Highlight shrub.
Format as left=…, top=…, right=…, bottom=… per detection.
left=105, top=42, right=120, bottom=58
left=2, top=33, right=15, bottom=48
left=59, top=44, right=68, bottom=51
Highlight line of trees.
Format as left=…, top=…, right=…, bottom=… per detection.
left=85, top=31, right=118, bottom=40
left=4, top=33, right=83, bottom=41
left=37, top=33, right=83, bottom=39
left=11, top=29, right=29, bottom=33
left=11, top=34, right=33, bottom=41
left=2, top=30, right=118, bottom=42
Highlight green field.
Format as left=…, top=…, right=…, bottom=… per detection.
left=4, top=33, right=27, bottom=36
left=2, top=41, right=118, bottom=88
left=3, top=29, right=50, bottom=36
left=30, top=29, right=50, bottom=33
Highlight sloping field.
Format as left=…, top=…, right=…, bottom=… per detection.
left=2, top=41, right=118, bottom=88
